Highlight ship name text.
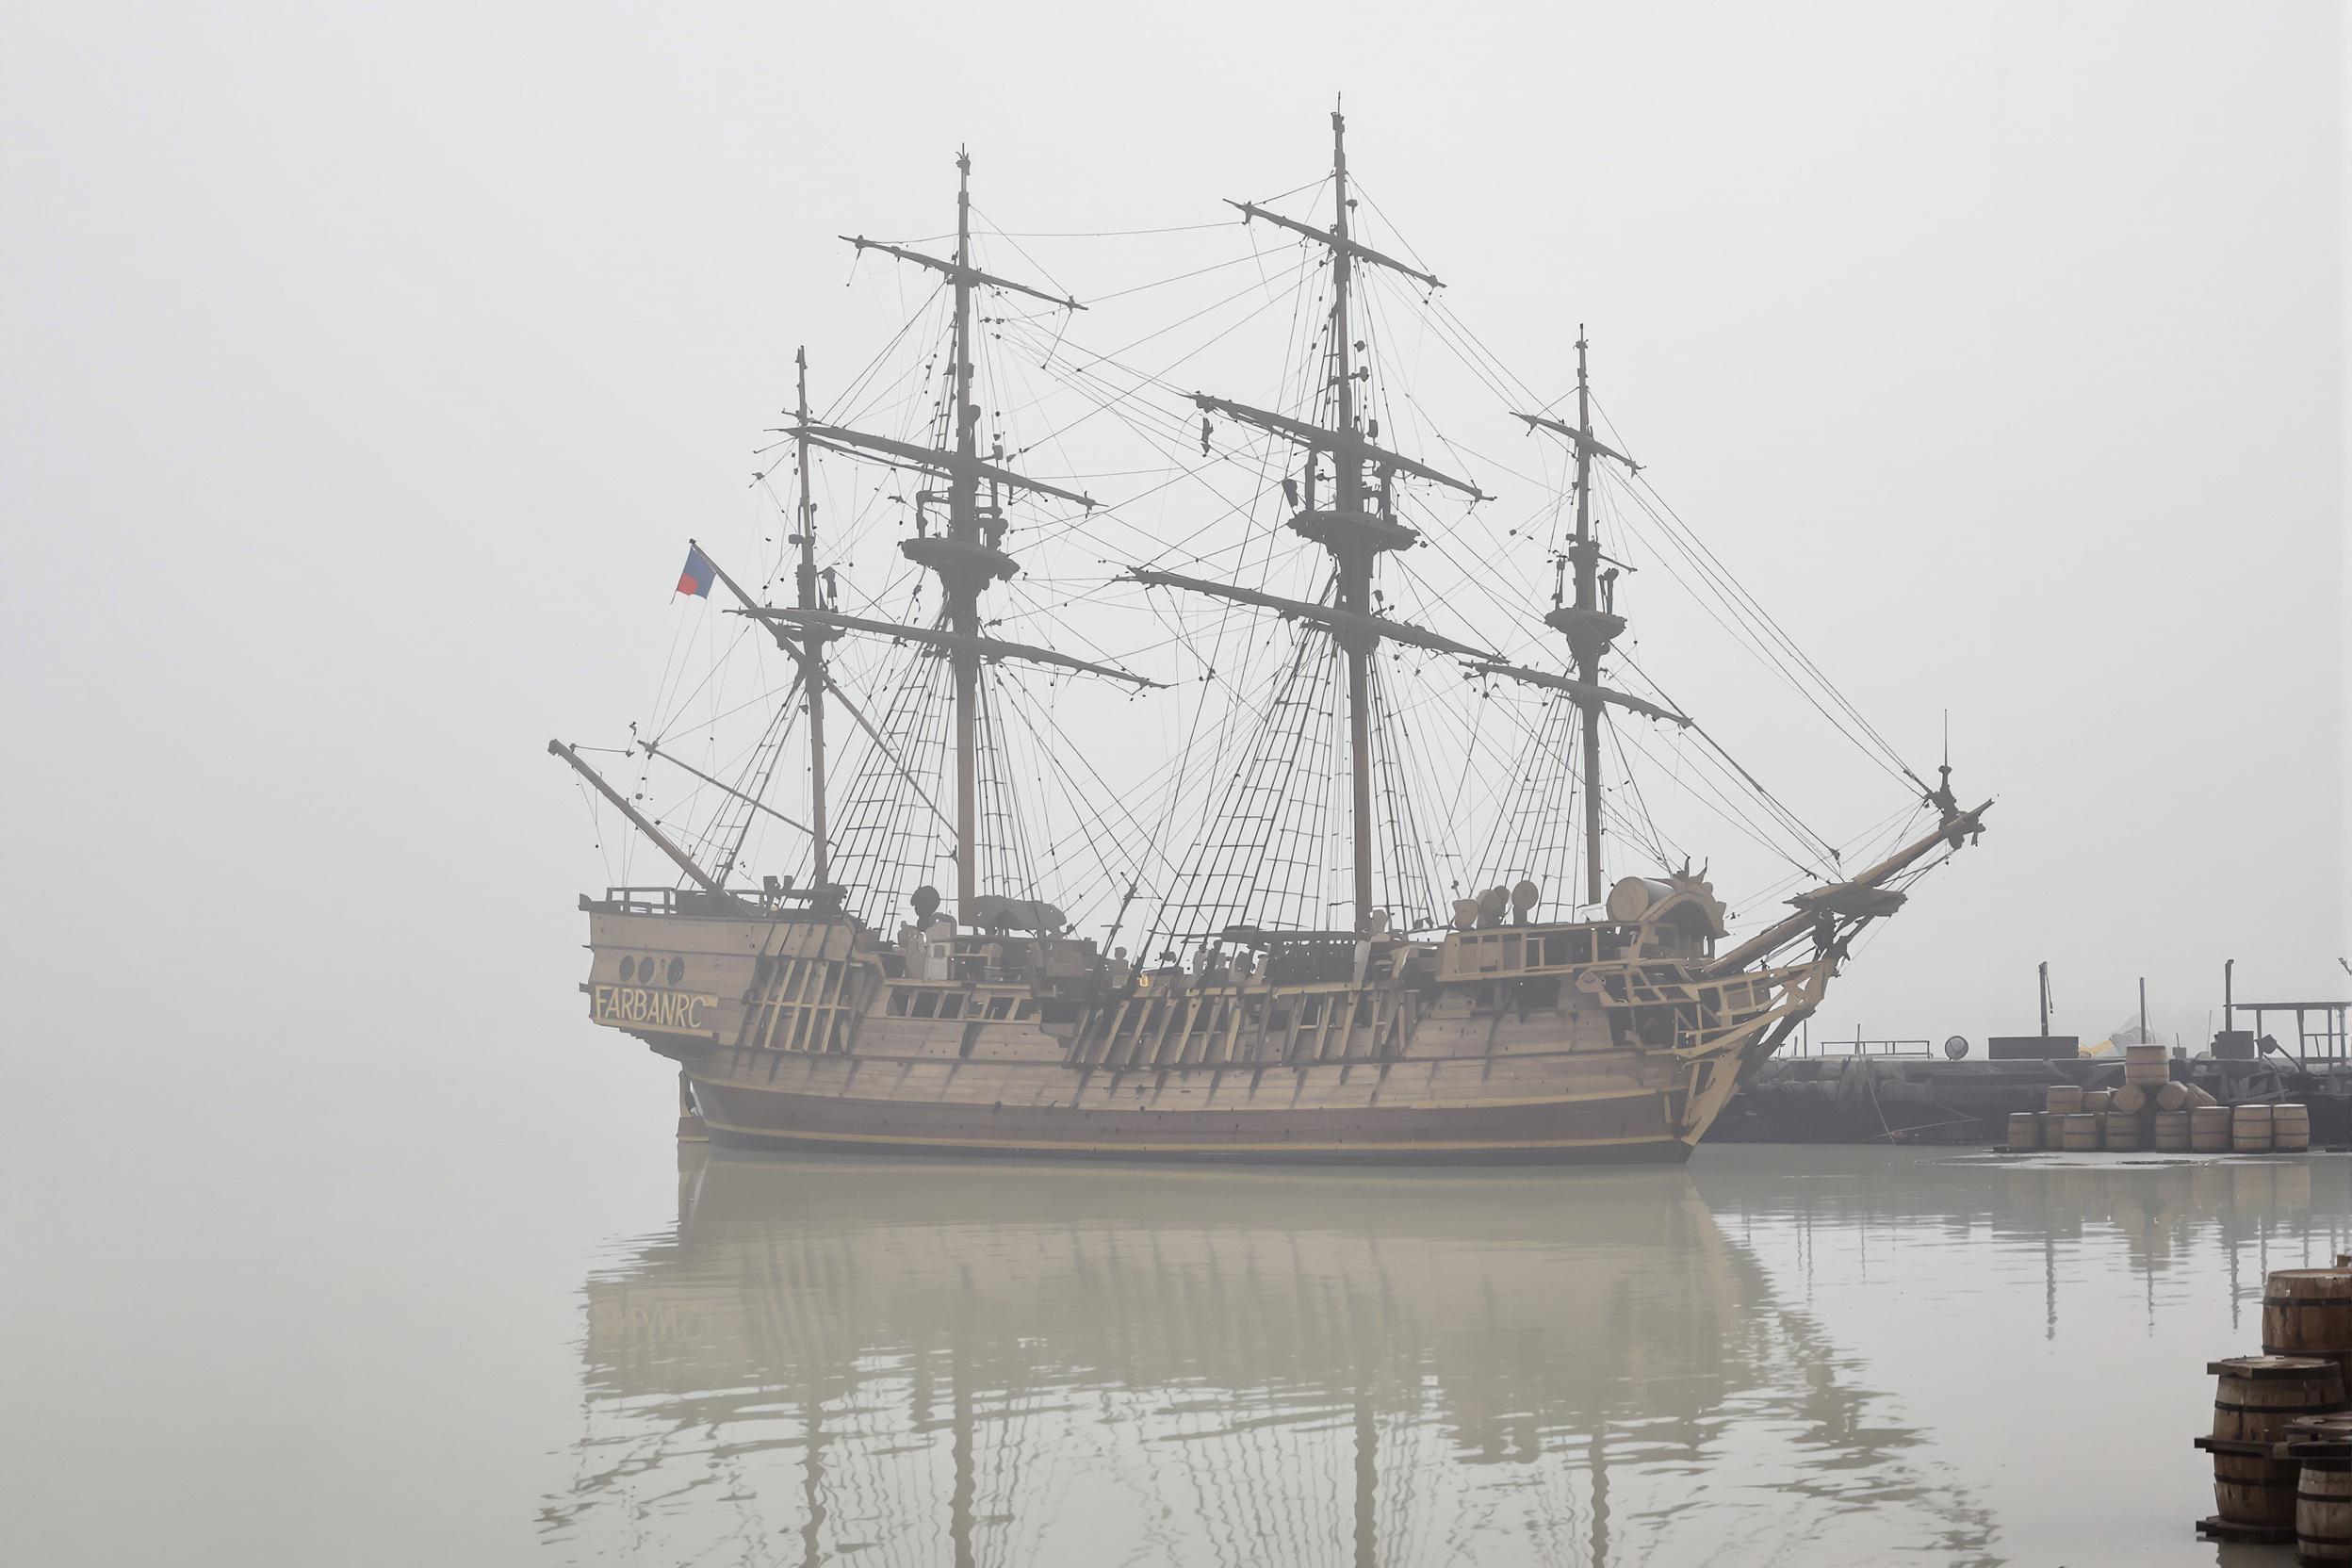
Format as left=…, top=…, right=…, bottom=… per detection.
left=592, top=986, right=719, bottom=1033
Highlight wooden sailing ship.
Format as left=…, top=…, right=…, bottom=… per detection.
left=550, top=112, right=1988, bottom=1164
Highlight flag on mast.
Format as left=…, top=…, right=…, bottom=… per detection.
left=677, top=544, right=716, bottom=598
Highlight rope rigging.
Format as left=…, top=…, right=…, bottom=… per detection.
left=595, top=141, right=1964, bottom=961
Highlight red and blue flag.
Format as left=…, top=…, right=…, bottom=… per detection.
left=677, top=544, right=716, bottom=598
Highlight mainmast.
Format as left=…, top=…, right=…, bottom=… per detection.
left=1569, top=334, right=1604, bottom=906
left=792, top=347, right=830, bottom=891
left=1329, top=112, right=1375, bottom=931
left=949, top=150, right=982, bottom=913
left=1143, top=109, right=1489, bottom=936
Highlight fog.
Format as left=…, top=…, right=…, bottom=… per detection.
left=0, top=3, right=2344, bottom=1554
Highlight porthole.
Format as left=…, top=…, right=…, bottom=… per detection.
left=667, top=956, right=686, bottom=988
left=618, top=956, right=637, bottom=983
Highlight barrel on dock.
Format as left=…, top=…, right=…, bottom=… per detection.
left=2192, top=1106, right=2234, bottom=1152
left=2104, top=1111, right=2144, bottom=1151
left=2160, top=1082, right=2219, bottom=1112
left=2265, top=1270, right=2352, bottom=1381
left=2234, top=1104, right=2277, bottom=1153
left=2082, top=1088, right=2114, bottom=1114
left=2112, top=1084, right=2149, bottom=1116
left=2154, top=1111, right=2192, bottom=1151
left=2288, top=1415, right=2352, bottom=1448
left=2209, top=1357, right=2346, bottom=1527
left=2005, top=1112, right=2042, bottom=1150
left=2060, top=1113, right=2100, bottom=1151
left=2126, top=1042, right=2171, bottom=1085
left=2299, top=1453, right=2352, bottom=1563
left=2277, top=1103, right=2312, bottom=1152
left=2047, top=1085, right=2084, bottom=1115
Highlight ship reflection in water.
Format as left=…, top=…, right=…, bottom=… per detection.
left=545, top=1147, right=2350, bottom=1567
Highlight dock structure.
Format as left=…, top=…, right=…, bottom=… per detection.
left=1714, top=1053, right=2352, bottom=1147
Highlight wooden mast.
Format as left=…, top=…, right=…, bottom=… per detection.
left=1511, top=338, right=1642, bottom=910
left=948, top=149, right=981, bottom=916
left=547, top=739, right=729, bottom=896
left=1330, top=108, right=1376, bottom=934
left=1150, top=110, right=1488, bottom=939
left=1571, top=330, right=1604, bottom=906
left=793, top=347, right=830, bottom=893
left=765, top=152, right=1103, bottom=921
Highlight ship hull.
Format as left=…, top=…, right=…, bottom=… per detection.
left=691, top=1076, right=1695, bottom=1165
left=578, top=900, right=1826, bottom=1168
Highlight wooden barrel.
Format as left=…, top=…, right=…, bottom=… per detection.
left=2299, top=1453, right=2352, bottom=1563
left=2286, top=1414, right=2352, bottom=1447
left=2047, top=1084, right=2084, bottom=1115
left=2060, top=1112, right=2100, bottom=1151
left=2157, top=1082, right=2190, bottom=1111
left=2005, top=1111, right=2042, bottom=1149
left=2192, top=1106, right=2234, bottom=1151
left=2082, top=1088, right=2114, bottom=1114
left=2235, top=1103, right=2278, bottom=1152
left=2111, top=1083, right=2149, bottom=1116
left=2104, top=1111, right=2144, bottom=1151
left=2153, top=1110, right=2192, bottom=1150
left=2186, top=1084, right=2220, bottom=1109
left=2211, top=1356, right=2346, bottom=1526
left=2125, top=1041, right=2171, bottom=1085
left=2266, top=1270, right=2352, bottom=1381
left=2277, top=1103, right=2312, bottom=1152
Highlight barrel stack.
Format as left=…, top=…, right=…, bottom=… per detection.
left=2013, top=1068, right=2310, bottom=1155
left=2195, top=1260, right=2352, bottom=1548
left=2199, top=1357, right=2344, bottom=1541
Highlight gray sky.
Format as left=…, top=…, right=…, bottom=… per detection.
left=2, top=0, right=2344, bottom=1127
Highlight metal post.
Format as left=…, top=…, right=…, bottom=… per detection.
left=2038, top=961, right=2051, bottom=1037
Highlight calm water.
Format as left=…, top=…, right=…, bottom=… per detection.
left=549, top=1146, right=2346, bottom=1567
left=8, top=1135, right=2348, bottom=1565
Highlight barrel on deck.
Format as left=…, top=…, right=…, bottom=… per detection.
left=2060, top=1113, right=2100, bottom=1152
left=2047, top=1085, right=2084, bottom=1116
left=2103, top=1111, right=2144, bottom=1151
left=2125, top=1042, right=2171, bottom=1085
left=2161, top=1082, right=2219, bottom=1112
left=2192, top=1106, right=2233, bottom=1151
left=2112, top=1084, right=2149, bottom=1116
left=2265, top=1270, right=2352, bottom=1382
left=2153, top=1111, right=2192, bottom=1151
left=2210, top=1357, right=2346, bottom=1527
left=2082, top=1088, right=2114, bottom=1114
left=2005, top=1112, right=2042, bottom=1150
left=2299, top=1453, right=2352, bottom=1564
left=2276, top=1103, right=2312, bottom=1152
left=2234, top=1104, right=2277, bottom=1152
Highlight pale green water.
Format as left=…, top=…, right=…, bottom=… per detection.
left=7, top=1130, right=2346, bottom=1565
left=549, top=1145, right=2346, bottom=1567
